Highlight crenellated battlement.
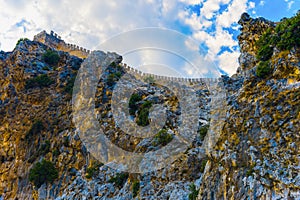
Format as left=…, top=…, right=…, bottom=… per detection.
left=119, top=63, right=219, bottom=84
left=34, top=30, right=90, bottom=59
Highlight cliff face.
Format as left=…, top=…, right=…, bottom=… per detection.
left=197, top=13, right=300, bottom=199
left=0, top=40, right=86, bottom=199
left=0, top=12, right=299, bottom=200
left=236, top=13, right=275, bottom=75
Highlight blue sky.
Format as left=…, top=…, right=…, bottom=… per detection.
left=0, top=0, right=299, bottom=76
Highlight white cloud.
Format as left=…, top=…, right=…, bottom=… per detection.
left=179, top=12, right=213, bottom=30
left=283, top=0, right=294, bottom=10
left=200, top=0, right=231, bottom=20
left=216, top=0, right=248, bottom=28
left=218, top=50, right=240, bottom=75
left=259, top=1, right=265, bottom=6
left=287, top=1, right=294, bottom=10
left=248, top=1, right=255, bottom=9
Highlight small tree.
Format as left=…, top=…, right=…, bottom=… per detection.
left=257, top=45, right=273, bottom=61
left=198, top=125, right=209, bottom=141
left=153, top=129, right=173, bottom=146
left=188, top=183, right=199, bottom=200
left=200, top=158, right=208, bottom=173
left=64, top=76, right=76, bottom=95
left=16, top=38, right=29, bottom=46
left=42, top=50, right=60, bottom=66
left=129, top=93, right=142, bottom=116
left=109, top=173, right=129, bottom=188
left=85, top=161, right=103, bottom=179
left=136, top=101, right=152, bottom=126
left=25, top=74, right=54, bottom=89
left=29, top=159, right=58, bottom=188
left=132, top=180, right=140, bottom=197
left=107, top=74, right=115, bottom=86
left=256, top=61, right=271, bottom=78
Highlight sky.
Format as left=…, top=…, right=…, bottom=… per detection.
left=0, top=0, right=299, bottom=76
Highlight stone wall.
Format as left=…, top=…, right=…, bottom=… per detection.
left=119, top=63, right=219, bottom=84
left=33, top=31, right=221, bottom=82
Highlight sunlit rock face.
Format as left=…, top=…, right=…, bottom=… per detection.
left=0, top=12, right=299, bottom=200
left=197, top=12, right=300, bottom=200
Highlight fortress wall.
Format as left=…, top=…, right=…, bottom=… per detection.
left=118, top=63, right=215, bottom=85
left=34, top=31, right=220, bottom=85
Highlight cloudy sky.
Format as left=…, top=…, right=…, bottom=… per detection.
left=0, top=0, right=299, bottom=76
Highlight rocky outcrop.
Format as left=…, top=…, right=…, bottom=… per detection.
left=197, top=13, right=300, bottom=200
left=236, top=13, right=276, bottom=76
left=0, top=39, right=85, bottom=199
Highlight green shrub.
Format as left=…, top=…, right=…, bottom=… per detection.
left=256, top=12, right=300, bottom=63
left=275, top=13, right=300, bottom=50
left=25, top=74, right=54, bottom=89
left=42, top=50, right=60, bottom=66
left=115, top=71, right=122, bottom=78
left=26, top=120, right=44, bottom=140
left=110, top=62, right=123, bottom=71
left=16, top=38, right=29, bottom=46
left=52, top=149, right=60, bottom=157
left=144, top=76, right=155, bottom=84
left=107, top=74, right=115, bottom=86
left=136, top=101, right=152, bottom=126
left=64, top=76, right=76, bottom=95
left=256, top=61, right=271, bottom=78
left=200, top=158, right=208, bottom=173
left=257, top=45, right=273, bottom=61
left=110, top=62, right=117, bottom=67
left=132, top=180, right=140, bottom=197
left=137, top=107, right=150, bottom=126
left=107, top=71, right=122, bottom=86
left=86, top=161, right=103, bottom=179
left=29, top=159, right=58, bottom=188
left=188, top=183, right=199, bottom=200
left=129, top=95, right=153, bottom=126
left=198, top=125, right=209, bottom=141
left=246, top=164, right=255, bottom=177
left=256, top=28, right=274, bottom=61
left=129, top=93, right=142, bottom=115
left=109, top=173, right=129, bottom=188
left=153, top=129, right=173, bottom=146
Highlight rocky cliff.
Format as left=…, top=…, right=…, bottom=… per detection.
left=0, top=12, right=299, bottom=200
left=197, top=12, right=300, bottom=199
